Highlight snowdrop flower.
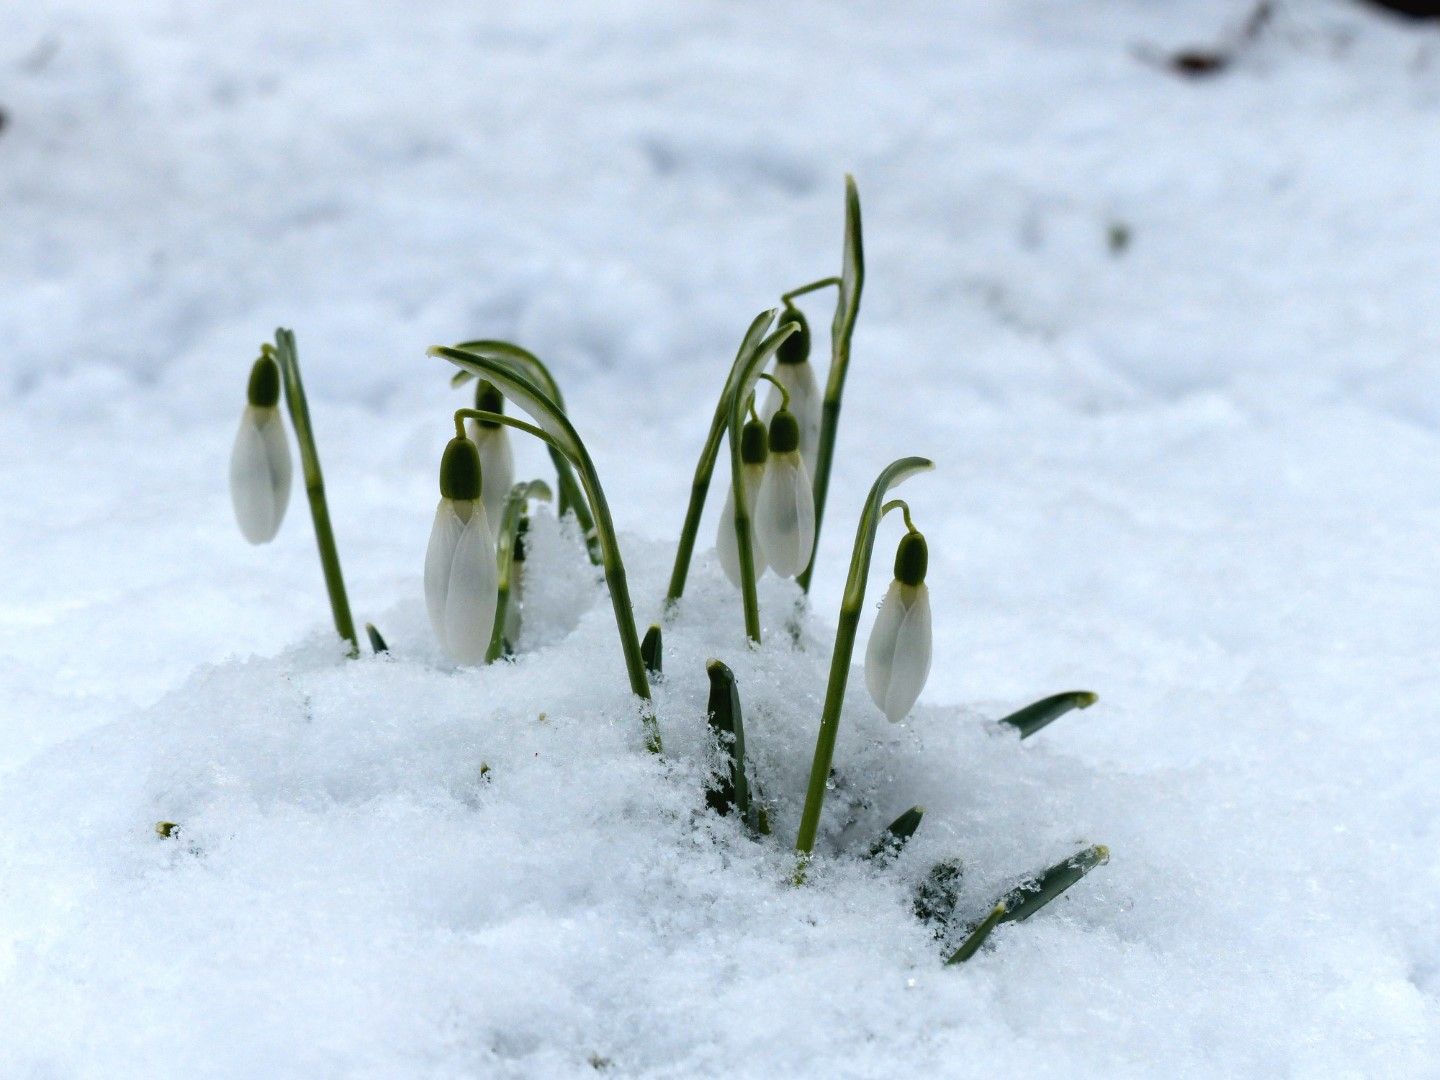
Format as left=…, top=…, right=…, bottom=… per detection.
left=717, top=416, right=769, bottom=587
left=865, top=529, right=932, bottom=723
left=755, top=405, right=815, bottom=578
left=229, top=354, right=292, bottom=544
left=424, top=437, right=499, bottom=665
left=464, top=381, right=515, bottom=527
left=761, top=306, right=821, bottom=475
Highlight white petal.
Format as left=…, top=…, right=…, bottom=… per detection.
left=716, top=463, right=767, bottom=587
left=467, top=423, right=515, bottom=527
left=761, top=361, right=822, bottom=475
left=865, top=579, right=906, bottom=710
left=424, top=499, right=465, bottom=650
left=229, top=406, right=292, bottom=544
left=442, top=504, right=499, bottom=665
left=755, top=454, right=815, bottom=578
left=865, top=582, right=932, bottom=723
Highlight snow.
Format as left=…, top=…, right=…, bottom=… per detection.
left=4, top=0, right=1440, bottom=1075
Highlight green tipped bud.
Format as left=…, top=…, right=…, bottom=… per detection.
left=246, top=355, right=281, bottom=408
left=895, top=531, right=928, bottom=586
left=768, top=408, right=801, bottom=454
left=740, top=418, right=768, bottom=465
left=474, top=381, right=505, bottom=427
left=439, top=436, right=482, bottom=500
left=776, top=307, right=810, bottom=366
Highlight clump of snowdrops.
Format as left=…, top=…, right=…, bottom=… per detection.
left=225, top=177, right=1107, bottom=964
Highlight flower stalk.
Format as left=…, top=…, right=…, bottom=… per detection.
left=663, top=309, right=777, bottom=608
left=450, top=340, right=599, bottom=564
left=267, top=328, right=358, bottom=657
left=723, top=322, right=802, bottom=642
left=793, top=456, right=932, bottom=874
left=435, top=348, right=661, bottom=752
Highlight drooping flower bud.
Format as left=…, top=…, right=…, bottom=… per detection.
left=465, top=381, right=515, bottom=527
left=425, top=437, right=498, bottom=664
left=754, top=408, right=815, bottom=578
left=762, top=306, right=822, bottom=475
left=229, top=355, right=292, bottom=544
left=864, top=531, right=932, bottom=722
left=717, top=417, right=770, bottom=587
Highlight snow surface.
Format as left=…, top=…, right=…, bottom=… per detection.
left=4, top=0, right=1440, bottom=1075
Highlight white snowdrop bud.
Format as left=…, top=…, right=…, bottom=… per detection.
left=425, top=437, right=498, bottom=665
left=761, top=307, right=822, bottom=475
left=755, top=408, right=815, bottom=578
left=865, top=531, right=932, bottom=723
left=717, top=416, right=769, bottom=587
left=465, top=382, right=515, bottom=527
left=229, top=355, right=292, bottom=545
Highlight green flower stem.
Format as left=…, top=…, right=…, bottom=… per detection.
left=726, top=321, right=802, bottom=643
left=265, top=329, right=358, bottom=657
left=797, top=176, right=865, bottom=596
left=436, top=351, right=661, bottom=753
left=450, top=340, right=598, bottom=563
left=663, top=310, right=777, bottom=607
left=488, top=479, right=553, bottom=663
left=780, top=277, right=841, bottom=305
left=880, top=499, right=918, bottom=534
left=793, top=455, right=932, bottom=874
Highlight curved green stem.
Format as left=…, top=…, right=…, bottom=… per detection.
left=798, top=175, right=865, bottom=595
left=794, top=455, right=932, bottom=874
left=450, top=340, right=597, bottom=562
left=781, top=277, right=841, bottom=305
left=726, top=321, right=802, bottom=644
left=880, top=499, right=918, bottom=534
left=489, top=479, right=552, bottom=663
left=265, top=330, right=358, bottom=657
left=756, top=371, right=789, bottom=411
left=433, top=346, right=660, bottom=752
left=664, top=310, right=777, bottom=608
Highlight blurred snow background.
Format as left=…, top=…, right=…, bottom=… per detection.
left=3, top=0, right=1440, bottom=1075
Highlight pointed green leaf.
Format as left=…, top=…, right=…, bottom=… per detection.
left=365, top=622, right=388, bottom=654
left=998, top=691, right=1099, bottom=739
left=995, top=845, right=1109, bottom=924
left=867, top=805, right=924, bottom=859
left=705, top=659, right=749, bottom=820
left=641, top=624, right=662, bottom=677
left=945, top=903, right=1006, bottom=965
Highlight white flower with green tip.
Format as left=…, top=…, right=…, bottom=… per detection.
left=229, top=355, right=292, bottom=545
left=755, top=406, right=815, bottom=578
left=865, top=530, right=932, bottom=722
left=425, top=437, right=498, bottom=665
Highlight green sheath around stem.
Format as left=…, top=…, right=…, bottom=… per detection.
left=434, top=348, right=660, bottom=753
left=663, top=310, right=777, bottom=608
left=793, top=456, right=932, bottom=871
left=267, top=329, right=358, bottom=657
left=798, top=175, right=864, bottom=595
left=488, top=479, right=552, bottom=663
